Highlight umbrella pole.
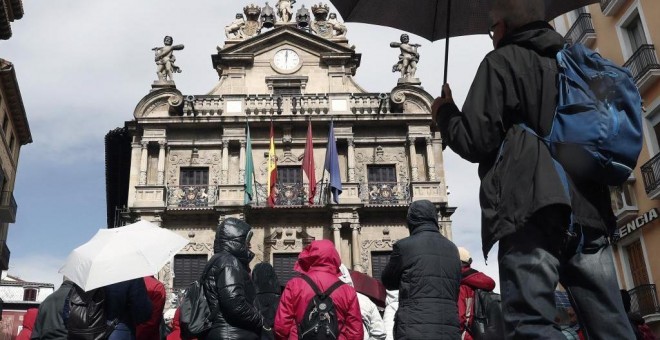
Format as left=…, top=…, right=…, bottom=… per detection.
left=443, top=0, right=451, bottom=86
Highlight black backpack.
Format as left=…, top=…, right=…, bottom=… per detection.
left=468, top=289, right=505, bottom=340
left=298, top=274, right=344, bottom=340
left=64, top=285, right=117, bottom=340
left=180, top=254, right=219, bottom=339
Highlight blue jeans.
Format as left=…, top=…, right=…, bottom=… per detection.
left=107, top=323, right=135, bottom=340
left=498, top=209, right=635, bottom=339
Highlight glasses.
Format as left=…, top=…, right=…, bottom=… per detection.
left=488, top=22, right=499, bottom=39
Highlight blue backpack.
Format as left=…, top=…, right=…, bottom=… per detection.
left=524, top=43, right=643, bottom=185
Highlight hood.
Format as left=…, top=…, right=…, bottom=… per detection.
left=498, top=21, right=564, bottom=58
left=22, top=308, right=38, bottom=330
left=252, top=262, right=281, bottom=294
left=214, top=217, right=253, bottom=261
left=294, top=240, right=341, bottom=275
left=461, top=267, right=496, bottom=291
left=407, top=200, right=439, bottom=234
left=338, top=264, right=354, bottom=287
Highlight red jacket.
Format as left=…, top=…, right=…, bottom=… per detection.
left=136, top=276, right=166, bottom=340
left=16, top=308, right=38, bottom=340
left=458, top=266, right=496, bottom=340
left=274, top=240, right=363, bottom=340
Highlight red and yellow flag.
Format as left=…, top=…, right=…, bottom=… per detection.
left=267, top=122, right=277, bottom=207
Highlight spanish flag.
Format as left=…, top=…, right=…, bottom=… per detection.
left=267, top=122, right=277, bottom=207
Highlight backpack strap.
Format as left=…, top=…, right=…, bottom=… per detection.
left=322, top=280, right=345, bottom=297
left=299, top=274, right=344, bottom=298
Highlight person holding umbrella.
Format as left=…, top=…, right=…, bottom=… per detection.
left=432, top=0, right=636, bottom=338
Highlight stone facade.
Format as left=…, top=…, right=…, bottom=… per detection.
left=117, top=4, right=454, bottom=303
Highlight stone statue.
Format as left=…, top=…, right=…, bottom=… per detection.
left=225, top=13, right=246, bottom=39
left=327, top=13, right=347, bottom=38
left=153, top=36, right=184, bottom=82
left=311, top=2, right=333, bottom=39
left=276, top=0, right=296, bottom=23
left=391, top=34, right=421, bottom=81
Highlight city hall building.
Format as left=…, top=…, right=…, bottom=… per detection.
left=105, top=2, right=454, bottom=300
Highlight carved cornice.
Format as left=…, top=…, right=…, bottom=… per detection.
left=134, top=87, right=184, bottom=118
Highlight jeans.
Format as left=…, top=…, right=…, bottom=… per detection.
left=498, top=209, right=635, bottom=339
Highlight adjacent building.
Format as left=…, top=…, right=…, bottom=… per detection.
left=554, top=0, right=660, bottom=333
left=106, top=2, right=455, bottom=303
left=0, top=273, right=54, bottom=340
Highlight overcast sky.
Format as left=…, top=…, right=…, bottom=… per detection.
left=1, top=0, right=498, bottom=289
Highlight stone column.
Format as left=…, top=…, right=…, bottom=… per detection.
left=425, top=137, right=437, bottom=181
left=221, top=139, right=229, bottom=184
left=347, top=138, right=356, bottom=182
left=408, top=136, right=419, bottom=181
left=351, top=223, right=361, bottom=270
left=239, top=140, right=246, bottom=184
left=139, top=141, right=148, bottom=185
left=332, top=224, right=342, bottom=256
left=157, top=141, right=166, bottom=185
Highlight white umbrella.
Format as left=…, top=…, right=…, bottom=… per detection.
left=59, top=220, right=189, bottom=291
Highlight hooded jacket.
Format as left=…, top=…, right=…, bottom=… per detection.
left=136, top=276, right=166, bottom=340
left=437, top=22, right=615, bottom=258
left=31, top=280, right=74, bottom=340
left=274, top=240, right=363, bottom=340
left=457, top=266, right=496, bottom=339
left=252, top=262, right=281, bottom=328
left=17, top=308, right=38, bottom=340
left=381, top=200, right=461, bottom=339
left=202, top=217, right=263, bottom=340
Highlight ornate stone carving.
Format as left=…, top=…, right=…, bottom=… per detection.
left=167, top=152, right=222, bottom=186
left=311, top=3, right=332, bottom=39
left=181, top=242, right=214, bottom=252
left=327, top=13, right=347, bottom=38
left=265, top=226, right=315, bottom=251
left=354, top=147, right=409, bottom=183
left=390, top=34, right=420, bottom=84
left=153, top=36, right=184, bottom=83
left=226, top=14, right=246, bottom=39
left=243, top=4, right=263, bottom=37
left=360, top=238, right=397, bottom=274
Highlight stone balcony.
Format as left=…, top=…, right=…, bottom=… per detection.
left=564, top=13, right=596, bottom=48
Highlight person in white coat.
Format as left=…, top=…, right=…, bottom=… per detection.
left=339, top=264, right=387, bottom=340
left=383, top=290, right=399, bottom=340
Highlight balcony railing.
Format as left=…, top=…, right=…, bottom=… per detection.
left=360, top=182, right=411, bottom=205
left=0, top=240, right=9, bottom=271
left=623, top=44, right=660, bottom=86
left=629, top=284, right=660, bottom=316
left=167, top=185, right=218, bottom=208
left=564, top=13, right=596, bottom=47
left=640, top=152, right=660, bottom=199
left=0, top=191, right=17, bottom=223
left=600, top=0, right=625, bottom=16
left=252, top=181, right=328, bottom=207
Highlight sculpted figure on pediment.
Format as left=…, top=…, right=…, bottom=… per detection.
left=276, top=0, right=296, bottom=23
left=153, top=36, right=184, bottom=82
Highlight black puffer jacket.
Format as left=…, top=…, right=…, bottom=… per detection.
left=251, top=262, right=281, bottom=330
left=202, top=218, right=263, bottom=340
left=381, top=200, right=461, bottom=340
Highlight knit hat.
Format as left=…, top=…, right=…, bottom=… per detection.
left=458, top=247, right=471, bottom=263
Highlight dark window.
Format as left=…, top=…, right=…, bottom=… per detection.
left=625, top=15, right=647, bottom=52
left=371, top=251, right=392, bottom=280
left=23, top=288, right=37, bottom=302
left=273, top=87, right=301, bottom=97
left=179, top=167, right=209, bottom=186
left=273, top=253, right=299, bottom=285
left=173, top=254, right=208, bottom=290
left=278, top=166, right=302, bottom=184
left=368, top=165, right=396, bottom=183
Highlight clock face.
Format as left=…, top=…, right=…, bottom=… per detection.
left=273, top=49, right=300, bottom=71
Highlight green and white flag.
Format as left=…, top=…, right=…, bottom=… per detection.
left=244, top=123, right=255, bottom=204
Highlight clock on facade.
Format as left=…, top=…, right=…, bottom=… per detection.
left=273, top=48, right=301, bottom=72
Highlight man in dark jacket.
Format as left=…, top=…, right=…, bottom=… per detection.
left=202, top=217, right=265, bottom=340
left=433, top=0, right=635, bottom=338
left=31, top=280, right=74, bottom=340
left=381, top=200, right=461, bottom=339
left=105, top=278, right=153, bottom=340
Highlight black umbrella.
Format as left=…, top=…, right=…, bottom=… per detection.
left=329, top=0, right=599, bottom=84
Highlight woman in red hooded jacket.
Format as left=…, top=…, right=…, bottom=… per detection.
left=16, top=308, right=38, bottom=340
left=274, top=240, right=363, bottom=340
left=457, top=247, right=496, bottom=340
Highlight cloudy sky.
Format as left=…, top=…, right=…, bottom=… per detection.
left=2, top=0, right=498, bottom=288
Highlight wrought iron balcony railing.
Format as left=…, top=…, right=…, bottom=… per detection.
left=0, top=190, right=17, bottom=223
left=629, top=284, right=660, bottom=316
left=360, top=182, right=411, bottom=205
left=167, top=185, right=217, bottom=208
left=640, top=152, right=660, bottom=197
left=253, top=181, right=328, bottom=207
left=564, top=13, right=595, bottom=46
left=623, top=44, right=660, bottom=83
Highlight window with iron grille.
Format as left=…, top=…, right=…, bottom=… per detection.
left=371, top=251, right=392, bottom=280
left=173, top=254, right=208, bottom=290
left=368, top=165, right=396, bottom=183
left=273, top=87, right=301, bottom=97
left=179, top=167, right=209, bottom=186
left=23, top=288, right=38, bottom=302
left=273, top=253, right=299, bottom=285
left=278, top=166, right=302, bottom=184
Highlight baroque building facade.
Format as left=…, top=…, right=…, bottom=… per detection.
left=106, top=3, right=454, bottom=301
left=553, top=0, right=660, bottom=332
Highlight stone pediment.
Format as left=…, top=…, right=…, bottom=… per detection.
left=134, top=87, right=184, bottom=119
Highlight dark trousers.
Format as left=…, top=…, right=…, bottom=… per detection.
left=498, top=210, right=635, bottom=339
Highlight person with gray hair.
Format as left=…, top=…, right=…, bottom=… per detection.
left=432, top=0, right=635, bottom=338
